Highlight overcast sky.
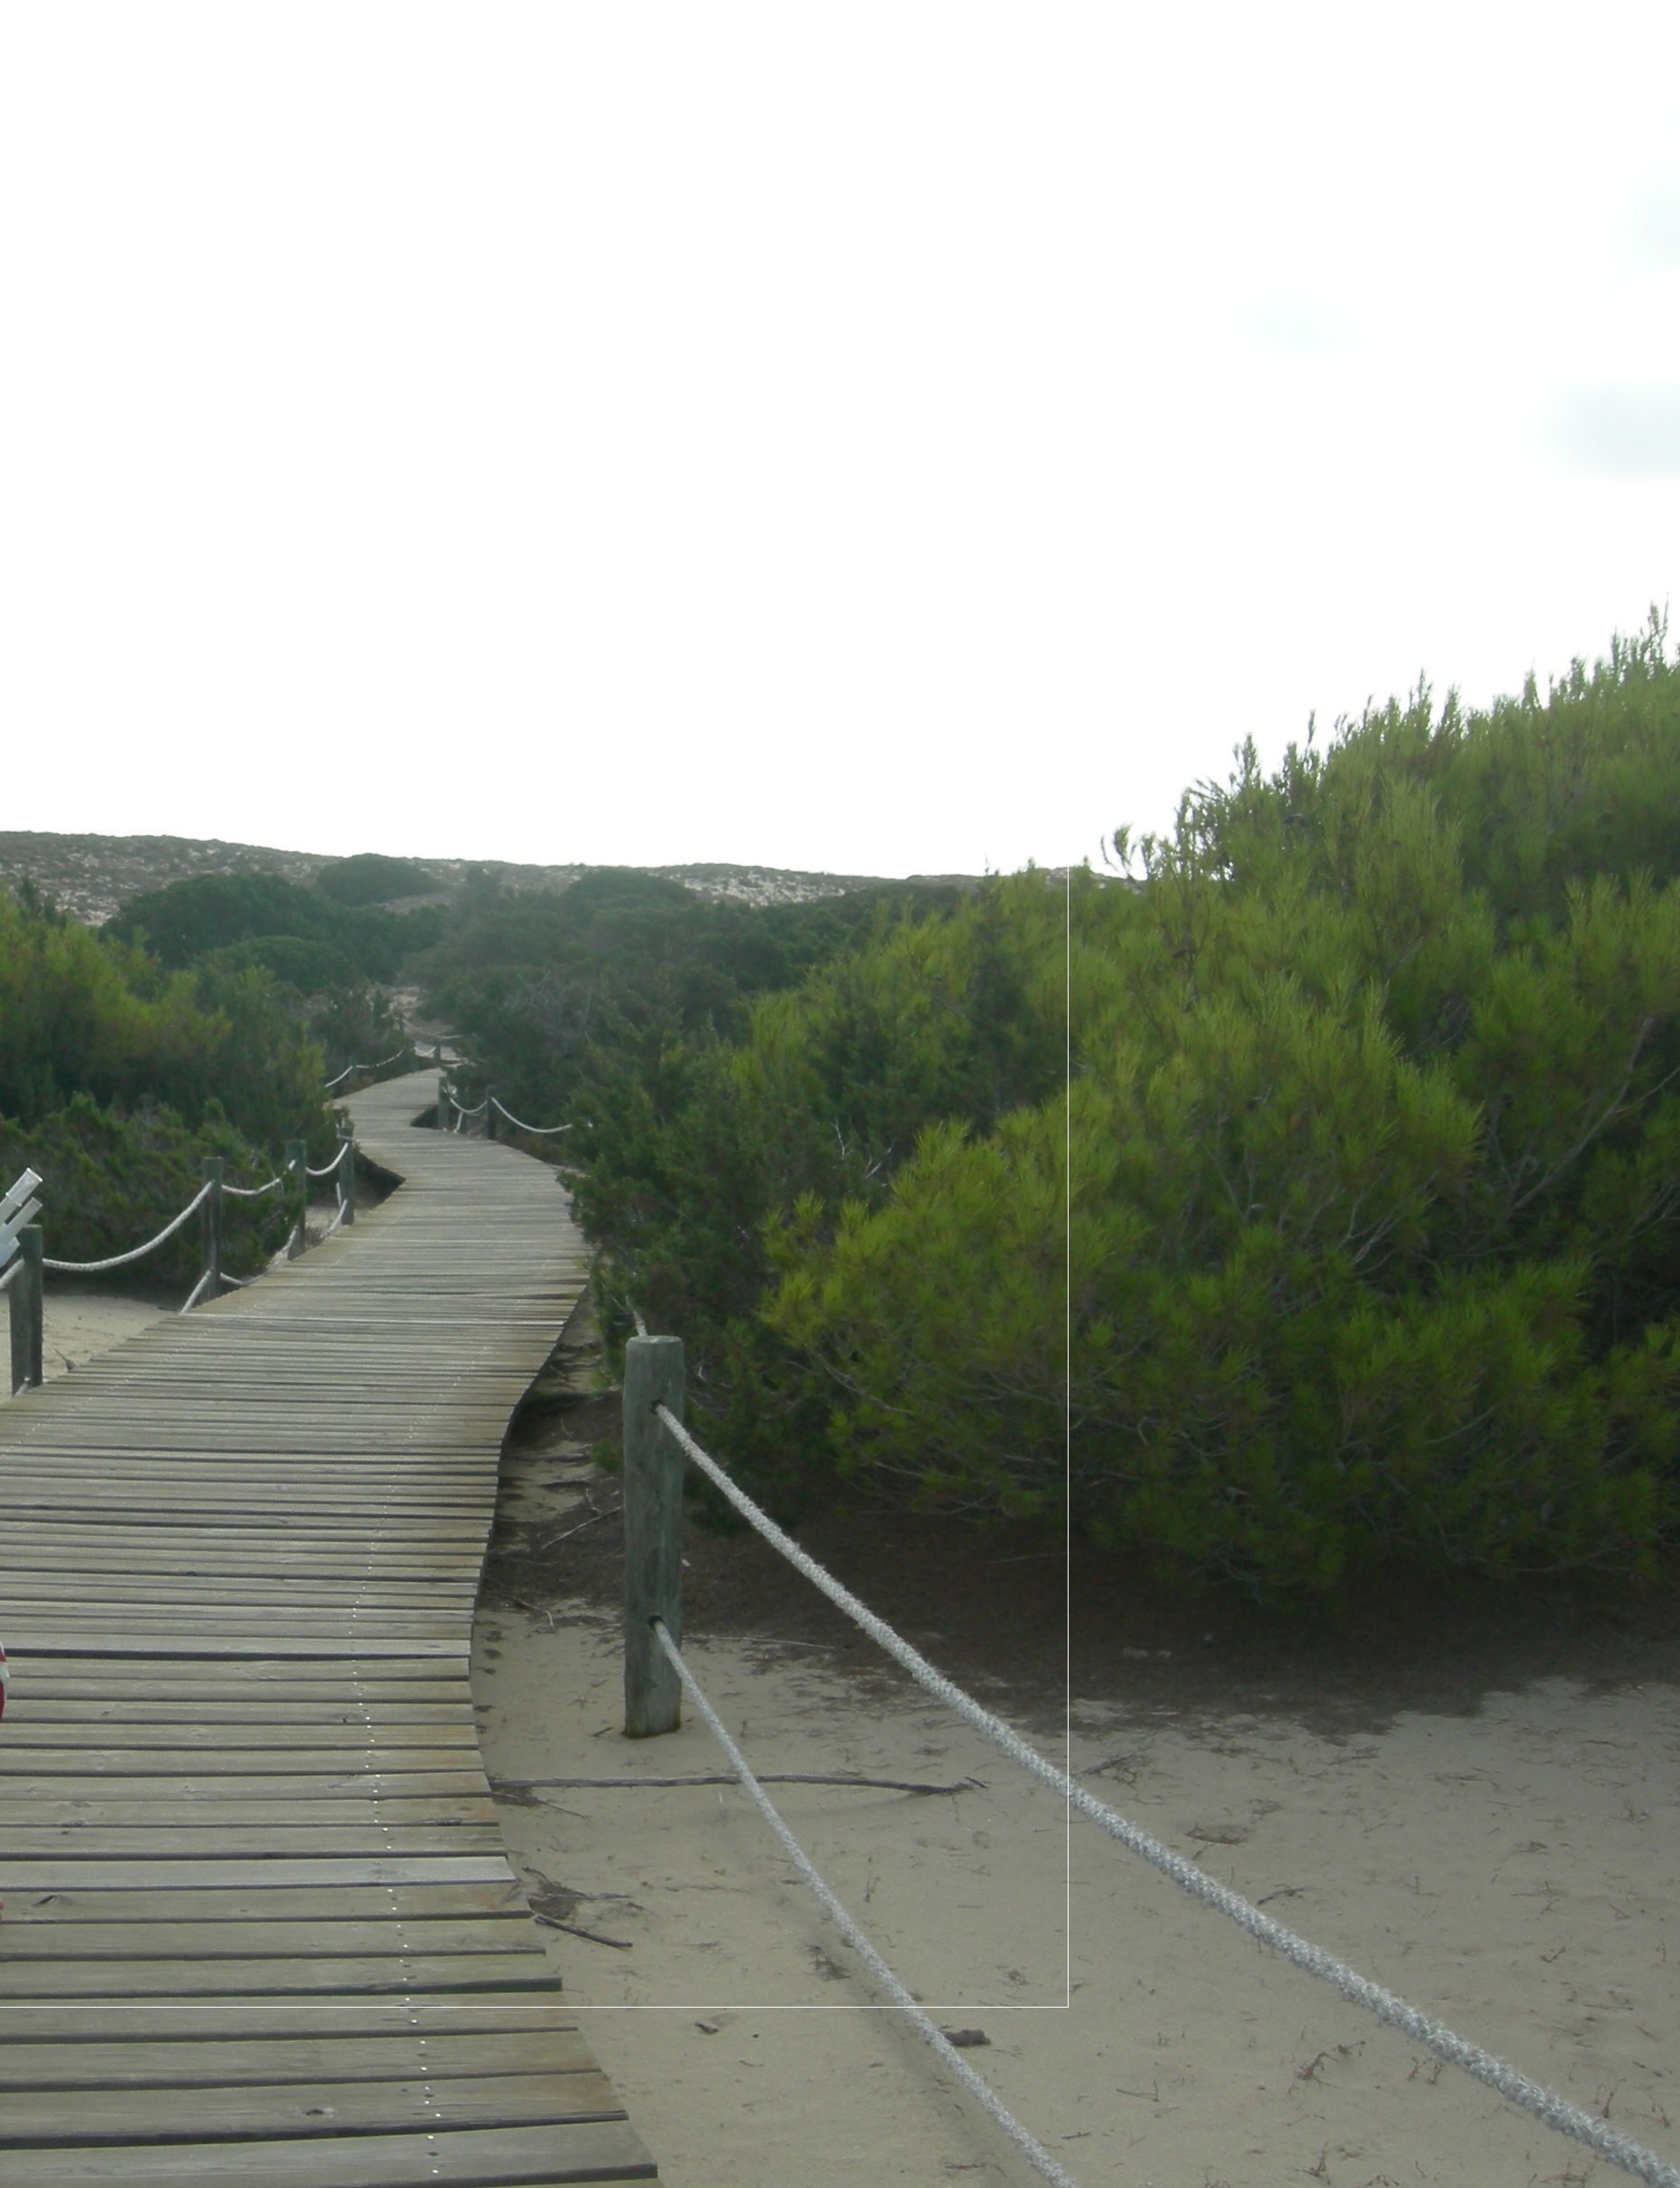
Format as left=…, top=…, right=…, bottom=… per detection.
left=4, top=4, right=1678, bottom=880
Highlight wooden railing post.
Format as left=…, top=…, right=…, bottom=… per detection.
left=338, top=1130, right=356, bottom=1226
left=622, top=1334, right=685, bottom=1737
left=9, top=1225, right=42, bottom=1394
left=200, top=1157, right=224, bottom=1299
left=485, top=1088, right=498, bottom=1142
left=285, top=1140, right=308, bottom=1258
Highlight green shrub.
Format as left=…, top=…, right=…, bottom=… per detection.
left=0, top=1095, right=291, bottom=1286
left=763, top=620, right=1680, bottom=1590
left=314, top=853, right=436, bottom=906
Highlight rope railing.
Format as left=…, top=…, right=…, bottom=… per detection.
left=5, top=1109, right=367, bottom=1382
left=619, top=1342, right=1680, bottom=2188
left=323, top=1045, right=413, bottom=1092
left=488, top=1094, right=573, bottom=1135
left=651, top=1618, right=1081, bottom=2188
left=40, top=1180, right=216, bottom=1275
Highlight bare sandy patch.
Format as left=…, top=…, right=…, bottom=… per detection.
left=38, top=1283, right=172, bottom=1377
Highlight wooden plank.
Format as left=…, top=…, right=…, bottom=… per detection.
left=10, top=1701, right=477, bottom=1723
left=2, top=1823, right=509, bottom=1857
left=0, top=1917, right=540, bottom=1959
left=0, top=1795, right=497, bottom=1822
left=0, top=1859, right=518, bottom=1892
left=1, top=1882, right=527, bottom=1923
left=0, top=2029, right=599, bottom=2087
left=0, top=1951, right=560, bottom=1996
left=3, top=1725, right=480, bottom=1751
left=0, top=1755, right=488, bottom=1784
left=0, top=2072, right=621, bottom=2142
left=5, top=1636, right=470, bottom=1659
left=0, top=2119, right=656, bottom=2184
left=0, top=1996, right=573, bottom=2039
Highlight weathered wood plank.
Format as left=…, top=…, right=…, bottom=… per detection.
left=0, top=1950, right=559, bottom=1996
left=0, top=1916, right=545, bottom=1959
left=0, top=2029, right=597, bottom=2088
left=0, top=2119, right=656, bottom=2184
left=0, top=2072, right=621, bottom=2142
left=0, top=1881, right=526, bottom=1923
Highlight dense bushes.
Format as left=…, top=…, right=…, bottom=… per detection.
left=572, top=615, right=1680, bottom=1594
left=425, top=867, right=966, bottom=1129
left=0, top=1096, right=291, bottom=1285
left=0, top=889, right=331, bottom=1274
left=104, top=870, right=444, bottom=983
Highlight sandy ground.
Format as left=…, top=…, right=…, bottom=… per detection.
left=477, top=1383, right=1680, bottom=2188
left=38, top=1283, right=171, bottom=1377
left=20, top=1290, right=1680, bottom=2185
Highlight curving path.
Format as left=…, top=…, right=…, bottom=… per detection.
left=0, top=1071, right=657, bottom=2183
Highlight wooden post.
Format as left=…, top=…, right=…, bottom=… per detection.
left=285, top=1139, right=308, bottom=1258
left=436, top=1077, right=448, bottom=1135
left=9, top=1225, right=42, bottom=1394
left=200, top=1157, right=224, bottom=1300
left=485, top=1087, right=498, bottom=1142
left=338, top=1130, right=357, bottom=1225
left=622, top=1334, right=685, bottom=1737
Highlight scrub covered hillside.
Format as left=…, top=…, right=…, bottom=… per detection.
left=561, top=615, right=1680, bottom=1597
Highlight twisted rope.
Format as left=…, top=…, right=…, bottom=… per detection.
left=179, top=1265, right=216, bottom=1314
left=0, top=1257, right=23, bottom=1297
left=42, top=1181, right=215, bottom=1275
left=324, top=1046, right=411, bottom=1089
left=488, top=1095, right=573, bottom=1135
left=652, top=1621, right=1080, bottom=2188
left=306, top=1143, right=351, bottom=1180
left=651, top=1402, right=1680, bottom=2188
left=448, top=1094, right=490, bottom=1117
left=223, top=1174, right=284, bottom=1199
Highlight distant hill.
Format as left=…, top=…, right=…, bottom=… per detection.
left=0, top=832, right=978, bottom=927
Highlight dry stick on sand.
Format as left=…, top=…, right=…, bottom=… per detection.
left=529, top=1911, right=635, bottom=1950
left=492, top=1771, right=986, bottom=1797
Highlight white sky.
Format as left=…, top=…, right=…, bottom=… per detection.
left=4, top=3, right=1678, bottom=880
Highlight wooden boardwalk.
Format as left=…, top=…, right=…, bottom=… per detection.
left=0, top=1074, right=658, bottom=2183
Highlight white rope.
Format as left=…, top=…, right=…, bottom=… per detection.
left=448, top=1094, right=490, bottom=1117
left=651, top=1403, right=1680, bottom=2188
left=633, top=1308, right=649, bottom=1338
left=42, top=1181, right=215, bottom=1274
left=325, top=1046, right=410, bottom=1089
left=0, top=1257, right=23, bottom=1296
left=179, top=1265, right=216, bottom=1314
left=651, top=1621, right=1081, bottom=2188
left=306, top=1143, right=351, bottom=1179
left=223, top=1174, right=283, bottom=1199
left=489, top=1095, right=573, bottom=1135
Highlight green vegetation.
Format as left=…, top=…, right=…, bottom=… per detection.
left=555, top=614, right=1680, bottom=1595
left=426, top=866, right=966, bottom=1129
left=101, top=863, right=437, bottom=1078
left=314, top=852, right=436, bottom=907
left=0, top=887, right=328, bottom=1275
left=104, top=869, right=444, bottom=985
